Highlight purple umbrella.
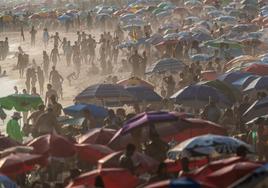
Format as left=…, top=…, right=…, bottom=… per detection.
left=121, top=111, right=179, bottom=134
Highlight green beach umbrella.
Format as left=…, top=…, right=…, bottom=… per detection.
left=0, top=94, right=43, bottom=112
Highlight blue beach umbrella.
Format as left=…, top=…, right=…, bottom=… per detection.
left=125, top=86, right=162, bottom=102
left=146, top=58, right=185, bottom=74
left=243, top=76, right=268, bottom=92
left=63, top=104, right=108, bottom=118
left=243, top=97, right=268, bottom=122
left=217, top=71, right=252, bottom=84
left=170, top=85, right=232, bottom=108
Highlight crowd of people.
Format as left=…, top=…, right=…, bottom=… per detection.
left=1, top=0, right=268, bottom=187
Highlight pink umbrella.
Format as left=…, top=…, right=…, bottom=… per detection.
left=75, top=144, right=114, bottom=165
left=98, top=151, right=159, bottom=174
left=27, top=133, right=76, bottom=157
left=77, top=128, right=116, bottom=145
left=66, top=168, right=139, bottom=188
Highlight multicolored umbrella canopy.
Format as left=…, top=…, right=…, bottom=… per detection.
left=125, top=86, right=163, bottom=102
left=168, top=134, right=253, bottom=160
left=170, top=85, right=232, bottom=108
left=0, top=94, right=43, bottom=112
left=117, top=76, right=154, bottom=89
left=243, top=76, right=268, bottom=92
left=146, top=58, right=185, bottom=74
left=202, top=38, right=243, bottom=49
left=243, top=97, right=268, bottom=122
left=75, top=84, right=134, bottom=107
left=200, top=80, right=241, bottom=102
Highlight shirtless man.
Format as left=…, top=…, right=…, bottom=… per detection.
left=45, top=84, right=58, bottom=105
left=50, top=45, right=60, bottom=66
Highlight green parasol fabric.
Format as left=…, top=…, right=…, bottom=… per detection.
left=0, top=94, right=43, bottom=112
left=200, top=80, right=241, bottom=102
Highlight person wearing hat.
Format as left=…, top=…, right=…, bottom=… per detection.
left=6, top=112, right=24, bottom=143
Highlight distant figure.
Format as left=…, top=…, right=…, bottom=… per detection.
left=29, top=26, right=37, bottom=46
left=43, top=28, right=49, bottom=48
left=6, top=112, right=24, bottom=143
left=50, top=45, right=60, bottom=66
left=20, top=26, right=25, bottom=41
left=43, top=51, right=50, bottom=78
left=37, top=66, right=45, bottom=95
left=14, top=86, right=18, bottom=94
left=81, top=109, right=97, bottom=133
left=50, top=95, right=62, bottom=117
left=45, top=84, right=58, bottom=105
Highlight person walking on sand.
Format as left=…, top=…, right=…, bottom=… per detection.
left=43, top=28, right=49, bottom=48
left=25, top=68, right=32, bottom=93
left=43, top=51, right=49, bottom=78
left=45, top=84, right=58, bottom=105
left=65, top=41, right=72, bottom=66
left=49, top=67, right=64, bottom=99
left=20, top=26, right=25, bottom=41
left=17, top=53, right=26, bottom=78
left=37, top=66, right=45, bottom=95
left=50, top=45, right=60, bottom=66
left=29, top=26, right=37, bottom=47
left=6, top=112, right=24, bottom=143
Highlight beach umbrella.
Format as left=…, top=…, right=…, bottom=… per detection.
left=217, top=71, right=252, bottom=84
left=243, top=76, right=268, bottom=92
left=243, top=97, right=268, bottom=122
left=98, top=151, right=159, bottom=174
left=144, top=177, right=214, bottom=188
left=27, top=133, right=76, bottom=158
left=0, top=136, right=21, bottom=151
left=77, top=128, right=116, bottom=145
left=156, top=11, right=172, bottom=18
left=125, top=86, right=162, bottom=102
left=117, top=77, right=154, bottom=89
left=58, top=14, right=71, bottom=22
left=0, top=174, right=17, bottom=188
left=109, top=115, right=225, bottom=150
left=232, top=163, right=268, bottom=188
left=224, top=55, right=258, bottom=70
left=120, top=13, right=136, bottom=21
left=0, top=94, right=43, bottom=112
left=202, top=38, right=242, bottom=49
left=201, top=80, right=240, bottom=102
left=243, top=64, right=268, bottom=76
left=231, top=75, right=259, bottom=89
left=190, top=157, right=246, bottom=182
left=63, top=104, right=108, bottom=118
left=206, top=162, right=262, bottom=188
left=163, top=33, right=180, bottom=40
left=192, top=32, right=212, bottom=42
left=190, top=54, right=212, bottom=62
left=216, top=16, right=237, bottom=24
left=159, top=118, right=227, bottom=142
left=75, top=143, right=113, bottom=165
left=65, top=3, right=78, bottom=9
left=123, top=18, right=145, bottom=26
left=119, top=111, right=180, bottom=134
left=75, top=84, right=134, bottom=107
left=146, top=58, right=185, bottom=74
left=232, top=24, right=258, bottom=33
left=170, top=85, right=232, bottom=108
left=208, top=10, right=224, bottom=17
left=66, top=168, right=139, bottom=188
left=0, top=153, right=47, bottom=176
left=167, top=134, right=253, bottom=160
left=96, top=13, right=111, bottom=21
left=29, top=13, right=42, bottom=19
left=146, top=34, right=163, bottom=45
